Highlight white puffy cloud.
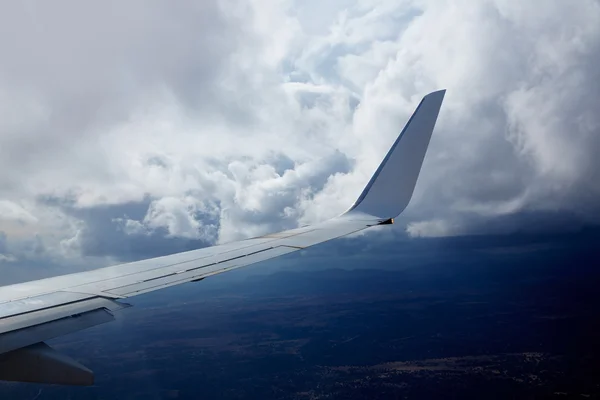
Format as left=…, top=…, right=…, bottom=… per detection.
left=1, top=0, right=599, bottom=280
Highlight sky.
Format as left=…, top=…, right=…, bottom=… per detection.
left=1, top=0, right=599, bottom=283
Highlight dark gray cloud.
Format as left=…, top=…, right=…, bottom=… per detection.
left=38, top=196, right=214, bottom=260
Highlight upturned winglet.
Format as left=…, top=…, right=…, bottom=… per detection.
left=346, top=90, right=445, bottom=219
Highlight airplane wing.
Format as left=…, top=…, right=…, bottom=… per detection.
left=0, top=90, right=445, bottom=386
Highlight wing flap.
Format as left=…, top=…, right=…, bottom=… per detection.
left=0, top=297, right=128, bottom=354
left=0, top=291, right=95, bottom=320
left=104, top=245, right=298, bottom=297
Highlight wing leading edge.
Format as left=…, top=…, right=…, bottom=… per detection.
left=0, top=90, right=445, bottom=385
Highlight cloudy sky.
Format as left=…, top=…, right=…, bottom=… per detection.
left=1, top=0, right=599, bottom=282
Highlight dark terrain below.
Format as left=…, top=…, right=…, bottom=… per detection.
left=1, top=229, right=599, bottom=399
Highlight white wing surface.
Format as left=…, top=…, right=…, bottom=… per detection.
left=0, top=90, right=445, bottom=385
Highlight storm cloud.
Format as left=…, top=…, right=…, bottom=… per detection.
left=1, top=0, right=599, bottom=279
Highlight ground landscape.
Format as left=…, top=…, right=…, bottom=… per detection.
left=1, top=229, right=599, bottom=399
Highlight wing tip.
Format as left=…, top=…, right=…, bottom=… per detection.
left=424, top=88, right=446, bottom=102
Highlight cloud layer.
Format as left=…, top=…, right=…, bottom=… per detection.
left=1, top=0, right=599, bottom=279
